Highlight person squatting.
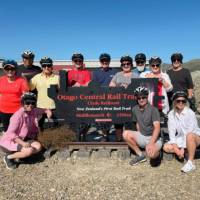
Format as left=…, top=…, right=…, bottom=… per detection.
left=0, top=51, right=199, bottom=173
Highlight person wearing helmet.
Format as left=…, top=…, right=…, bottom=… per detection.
left=91, top=54, right=118, bottom=141
left=167, top=53, right=196, bottom=111
left=0, top=60, right=29, bottom=132
left=163, top=91, right=200, bottom=173
left=109, top=55, right=137, bottom=88
left=133, top=53, right=150, bottom=77
left=92, top=53, right=117, bottom=86
left=109, top=55, right=137, bottom=141
left=67, top=53, right=91, bottom=87
left=29, top=57, right=59, bottom=130
left=140, top=56, right=173, bottom=114
left=0, top=92, right=52, bottom=170
left=123, top=86, right=162, bottom=166
left=17, top=50, right=42, bottom=81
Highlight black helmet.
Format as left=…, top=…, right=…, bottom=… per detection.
left=99, top=53, right=111, bottom=62
left=21, top=92, right=37, bottom=105
left=135, top=53, right=146, bottom=62
left=171, top=91, right=187, bottom=102
left=2, top=59, right=18, bottom=69
left=22, top=50, right=35, bottom=59
left=149, top=56, right=162, bottom=65
left=120, top=55, right=133, bottom=65
left=40, top=57, right=53, bottom=66
left=71, top=53, right=84, bottom=61
left=134, top=86, right=149, bottom=97
left=171, top=53, right=183, bottom=63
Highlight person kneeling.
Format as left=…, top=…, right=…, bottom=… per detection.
left=0, top=92, right=52, bottom=170
left=163, top=91, right=200, bottom=173
left=123, top=86, right=162, bottom=166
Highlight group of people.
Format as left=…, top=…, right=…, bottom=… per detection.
left=0, top=50, right=199, bottom=173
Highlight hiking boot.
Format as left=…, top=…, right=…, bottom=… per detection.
left=129, top=154, right=147, bottom=166
left=181, top=160, right=196, bottom=173
left=3, top=155, right=17, bottom=170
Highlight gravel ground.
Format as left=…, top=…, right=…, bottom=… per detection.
left=0, top=151, right=200, bottom=200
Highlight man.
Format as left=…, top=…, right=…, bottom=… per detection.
left=123, top=86, right=162, bottom=165
left=92, top=53, right=118, bottom=141
left=29, top=57, right=59, bottom=130
left=17, top=50, right=42, bottom=81
left=68, top=53, right=91, bottom=87
left=68, top=53, right=91, bottom=141
left=167, top=53, right=196, bottom=111
left=133, top=53, right=150, bottom=77
left=92, top=53, right=117, bottom=86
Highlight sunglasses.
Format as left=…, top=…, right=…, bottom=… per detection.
left=101, top=59, right=109, bottom=63
left=136, top=61, right=145, bottom=65
left=42, top=64, right=52, bottom=68
left=74, top=59, right=83, bottom=63
left=137, top=96, right=147, bottom=100
left=151, top=64, right=160, bottom=68
left=175, top=99, right=187, bottom=104
left=5, top=68, right=15, bottom=71
left=24, top=101, right=36, bottom=106
left=172, top=59, right=181, bottom=63
left=121, top=63, right=131, bottom=67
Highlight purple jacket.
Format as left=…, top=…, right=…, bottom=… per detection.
left=0, top=107, right=44, bottom=151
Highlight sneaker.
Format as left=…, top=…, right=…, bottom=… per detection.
left=3, top=155, right=17, bottom=170
left=181, top=160, right=196, bottom=173
left=129, top=154, right=147, bottom=166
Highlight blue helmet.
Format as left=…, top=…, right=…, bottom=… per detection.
left=2, top=59, right=18, bottom=69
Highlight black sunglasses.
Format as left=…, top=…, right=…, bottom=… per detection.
left=74, top=59, right=83, bottom=63
left=137, top=96, right=147, bottom=100
left=24, top=101, right=36, bottom=106
left=5, top=67, right=15, bottom=71
left=172, top=59, right=181, bottom=63
left=42, top=64, right=52, bottom=68
left=151, top=64, right=160, bottom=68
left=136, top=61, right=145, bottom=65
left=175, top=99, right=187, bottom=104
left=121, top=62, right=131, bottom=67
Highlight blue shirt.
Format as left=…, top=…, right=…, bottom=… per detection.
left=133, top=67, right=150, bottom=77
left=92, top=67, right=118, bottom=86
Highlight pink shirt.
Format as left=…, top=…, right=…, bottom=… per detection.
left=0, top=107, right=44, bottom=151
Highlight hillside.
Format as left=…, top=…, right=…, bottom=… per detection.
left=162, top=59, right=200, bottom=72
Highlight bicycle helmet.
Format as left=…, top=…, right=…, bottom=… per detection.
left=135, top=53, right=146, bottom=62
left=120, top=55, right=133, bottom=64
left=134, top=86, right=149, bottom=97
left=99, top=53, right=111, bottom=62
left=22, top=50, right=35, bottom=59
left=40, top=57, right=53, bottom=66
left=149, top=56, right=162, bottom=65
left=71, top=53, right=84, bottom=61
left=21, top=92, right=37, bottom=105
left=2, top=59, right=18, bottom=69
left=171, top=53, right=183, bottom=63
left=171, top=91, right=187, bottom=101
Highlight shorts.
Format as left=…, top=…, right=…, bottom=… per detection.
left=17, top=139, right=35, bottom=151
left=133, top=131, right=162, bottom=150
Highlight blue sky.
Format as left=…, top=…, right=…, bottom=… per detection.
left=0, top=0, right=200, bottom=62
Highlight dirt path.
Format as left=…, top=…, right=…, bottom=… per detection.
left=0, top=152, right=200, bottom=200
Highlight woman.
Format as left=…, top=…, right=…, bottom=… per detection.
left=163, top=91, right=200, bottom=173
left=0, top=92, right=52, bottom=170
left=140, top=57, right=173, bottom=114
left=0, top=60, right=29, bottom=132
left=109, top=55, right=137, bottom=142
left=109, top=55, right=137, bottom=88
